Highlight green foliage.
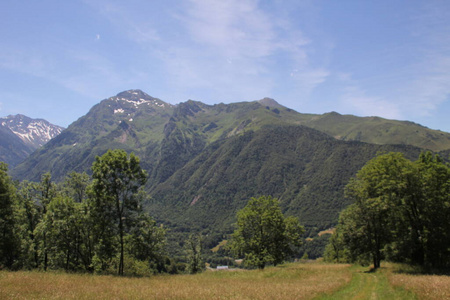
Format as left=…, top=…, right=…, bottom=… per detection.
left=185, top=234, right=204, bottom=274
left=91, top=149, right=147, bottom=275
left=9, top=91, right=449, bottom=264
left=14, top=181, right=41, bottom=269
left=230, top=196, right=304, bottom=269
left=0, top=162, right=19, bottom=268
left=1, top=151, right=167, bottom=276
left=327, top=152, right=450, bottom=269
left=126, top=213, right=166, bottom=265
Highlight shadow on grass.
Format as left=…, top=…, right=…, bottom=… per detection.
left=392, top=264, right=450, bottom=276
left=364, top=267, right=377, bottom=273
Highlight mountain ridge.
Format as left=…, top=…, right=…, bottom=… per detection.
left=11, top=89, right=450, bottom=182
left=8, top=89, right=450, bottom=247
left=0, top=114, right=64, bottom=167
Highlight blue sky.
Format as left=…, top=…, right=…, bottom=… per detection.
left=1, top=0, right=449, bottom=132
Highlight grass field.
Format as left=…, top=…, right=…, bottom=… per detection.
left=388, top=264, right=450, bottom=300
left=1, top=262, right=449, bottom=299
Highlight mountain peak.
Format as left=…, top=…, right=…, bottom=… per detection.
left=116, top=89, right=148, bottom=98
left=258, top=97, right=283, bottom=108
left=0, top=114, right=64, bottom=148
left=111, top=89, right=172, bottom=109
left=0, top=114, right=64, bottom=167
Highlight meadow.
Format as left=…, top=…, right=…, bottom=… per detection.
left=0, top=262, right=449, bottom=299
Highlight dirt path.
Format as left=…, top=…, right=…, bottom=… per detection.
left=317, top=266, right=417, bottom=300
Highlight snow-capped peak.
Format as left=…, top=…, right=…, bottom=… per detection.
left=0, top=114, right=64, bottom=148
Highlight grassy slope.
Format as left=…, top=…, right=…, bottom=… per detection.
left=305, top=112, right=450, bottom=152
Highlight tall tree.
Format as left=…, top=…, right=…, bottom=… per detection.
left=126, top=212, right=166, bottom=270
left=0, top=162, right=18, bottom=268
left=14, top=181, right=41, bottom=269
left=413, top=152, right=450, bottom=267
left=91, top=149, right=147, bottom=275
left=231, top=196, right=304, bottom=269
left=36, top=173, right=56, bottom=271
left=185, top=234, right=204, bottom=274
left=340, top=153, right=413, bottom=268
left=62, top=172, right=90, bottom=203
left=329, top=152, right=450, bottom=269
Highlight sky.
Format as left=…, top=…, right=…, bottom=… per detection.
left=1, top=0, right=449, bottom=132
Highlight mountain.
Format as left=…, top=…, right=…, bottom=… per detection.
left=302, top=112, right=450, bottom=152
left=10, top=90, right=450, bottom=242
left=0, top=114, right=64, bottom=167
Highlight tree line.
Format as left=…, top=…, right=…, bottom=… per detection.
left=0, top=149, right=305, bottom=275
left=325, top=152, right=450, bottom=269
left=0, top=150, right=168, bottom=276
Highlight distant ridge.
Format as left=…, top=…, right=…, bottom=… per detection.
left=0, top=114, right=64, bottom=167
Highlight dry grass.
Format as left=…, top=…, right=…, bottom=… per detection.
left=0, top=263, right=351, bottom=300
left=318, top=228, right=335, bottom=237
left=389, top=267, right=450, bottom=300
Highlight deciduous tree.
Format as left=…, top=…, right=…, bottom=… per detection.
left=231, top=195, right=304, bottom=269
left=91, top=150, right=147, bottom=275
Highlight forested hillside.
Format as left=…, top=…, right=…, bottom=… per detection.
left=9, top=90, right=450, bottom=252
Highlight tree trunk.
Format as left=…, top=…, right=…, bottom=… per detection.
left=119, top=216, right=124, bottom=276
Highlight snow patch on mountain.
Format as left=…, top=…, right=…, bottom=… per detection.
left=0, top=114, right=64, bottom=148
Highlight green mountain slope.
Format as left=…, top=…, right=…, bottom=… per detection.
left=148, top=125, right=421, bottom=235
left=303, top=112, right=450, bottom=151
left=10, top=90, right=450, bottom=245
left=0, top=126, right=34, bottom=167
left=11, top=90, right=174, bottom=181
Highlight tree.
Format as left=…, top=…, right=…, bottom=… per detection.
left=329, top=152, right=450, bottom=269
left=230, top=196, right=304, bottom=269
left=412, top=152, right=450, bottom=267
left=62, top=172, right=90, bottom=203
left=36, top=173, right=57, bottom=271
left=126, top=212, right=166, bottom=272
left=0, top=162, right=19, bottom=268
left=14, top=181, right=41, bottom=269
left=339, top=153, right=413, bottom=268
left=185, top=234, right=204, bottom=274
left=91, top=149, right=147, bottom=275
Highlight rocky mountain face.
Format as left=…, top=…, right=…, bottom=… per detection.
left=0, top=114, right=64, bottom=167
left=10, top=89, right=450, bottom=242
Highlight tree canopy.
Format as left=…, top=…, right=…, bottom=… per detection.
left=231, top=195, right=304, bottom=269
left=325, top=152, right=450, bottom=269
left=0, top=150, right=168, bottom=276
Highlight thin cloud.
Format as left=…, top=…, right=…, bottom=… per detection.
left=160, top=0, right=327, bottom=102
left=84, top=0, right=160, bottom=44
left=335, top=1, right=450, bottom=123
left=341, top=82, right=402, bottom=120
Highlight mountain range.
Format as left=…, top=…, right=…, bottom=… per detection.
left=0, top=114, right=64, bottom=167
left=9, top=89, right=450, bottom=244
